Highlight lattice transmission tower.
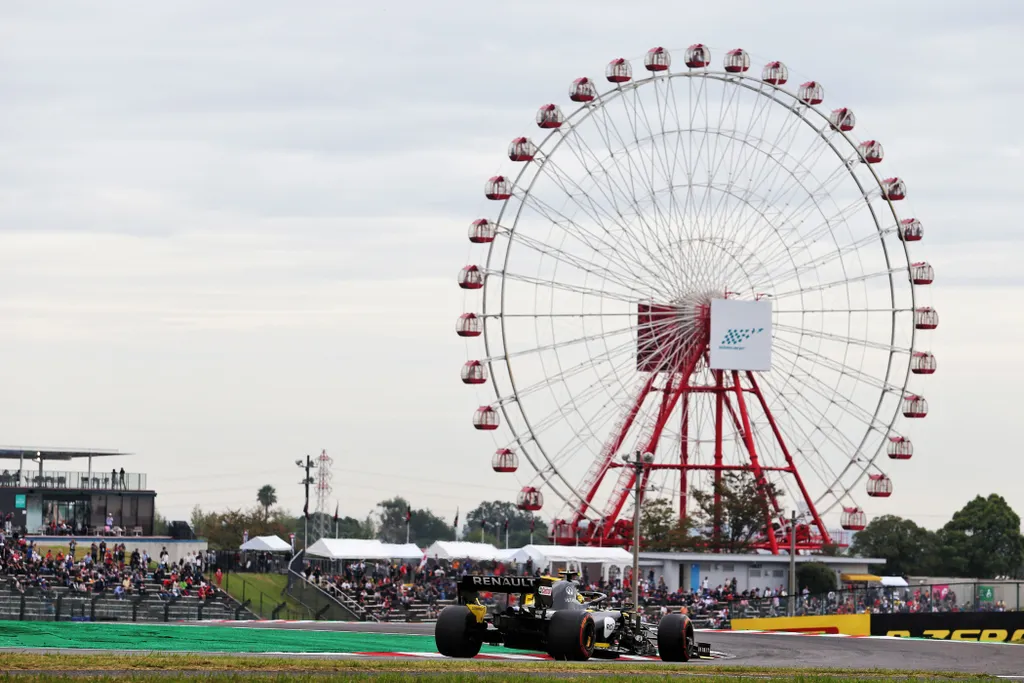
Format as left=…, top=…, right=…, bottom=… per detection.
left=312, top=449, right=334, bottom=543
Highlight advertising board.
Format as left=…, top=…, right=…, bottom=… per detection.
left=709, top=298, right=772, bottom=371
left=871, top=611, right=1024, bottom=642
left=731, top=614, right=870, bottom=636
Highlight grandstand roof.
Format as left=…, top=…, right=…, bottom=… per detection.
left=0, top=447, right=129, bottom=461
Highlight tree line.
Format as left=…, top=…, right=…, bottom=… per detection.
left=848, top=494, right=1024, bottom=579
left=637, top=475, right=1024, bottom=580
left=184, top=486, right=544, bottom=551
left=178, top=478, right=1024, bottom=580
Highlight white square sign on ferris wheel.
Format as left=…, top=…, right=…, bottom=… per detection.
left=709, top=298, right=773, bottom=371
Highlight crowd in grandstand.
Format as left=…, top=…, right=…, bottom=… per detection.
left=0, top=518, right=1005, bottom=624
left=302, top=555, right=1012, bottom=624
left=0, top=531, right=222, bottom=603
left=302, top=558, right=736, bottom=624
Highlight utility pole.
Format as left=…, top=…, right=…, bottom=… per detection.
left=623, top=450, right=653, bottom=610
left=295, top=456, right=314, bottom=552
left=788, top=509, right=797, bottom=616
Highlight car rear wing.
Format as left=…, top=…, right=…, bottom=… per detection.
left=457, top=575, right=541, bottom=603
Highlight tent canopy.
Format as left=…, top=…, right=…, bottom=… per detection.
left=425, top=541, right=501, bottom=561
left=880, top=576, right=909, bottom=587
left=306, top=538, right=415, bottom=561
left=840, top=573, right=883, bottom=583
left=240, top=535, right=291, bottom=552
left=380, top=542, right=426, bottom=561
left=509, top=544, right=633, bottom=567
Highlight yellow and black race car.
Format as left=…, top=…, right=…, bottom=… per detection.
left=434, top=571, right=710, bottom=661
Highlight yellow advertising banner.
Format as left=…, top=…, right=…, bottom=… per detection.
left=731, top=613, right=871, bottom=636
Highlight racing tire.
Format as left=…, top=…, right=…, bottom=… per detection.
left=547, top=610, right=597, bottom=661
left=435, top=605, right=483, bottom=658
left=657, top=613, right=693, bottom=662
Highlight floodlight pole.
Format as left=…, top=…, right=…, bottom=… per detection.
left=296, top=455, right=313, bottom=552
left=623, top=450, right=652, bottom=611
left=788, top=509, right=797, bottom=616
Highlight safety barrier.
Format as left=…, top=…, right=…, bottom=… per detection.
left=731, top=613, right=870, bottom=635
left=871, top=611, right=1024, bottom=643
left=731, top=611, right=1024, bottom=642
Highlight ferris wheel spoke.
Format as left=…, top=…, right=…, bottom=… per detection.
left=743, top=162, right=866, bottom=265
left=655, top=77, right=702, bottom=285
left=536, top=152, right=681, bottom=286
left=772, top=336, right=901, bottom=397
left=768, top=347, right=896, bottom=442
left=497, top=337, right=637, bottom=403
left=507, top=219, right=666, bottom=300
left=768, top=267, right=902, bottom=300
left=701, top=85, right=777, bottom=257
left=586, top=98, right=672, bottom=261
left=491, top=323, right=634, bottom=364
left=543, top=380, right=652, bottom=479
left=770, top=384, right=877, bottom=514
left=756, top=231, right=885, bottom=292
left=515, top=190, right=677, bottom=299
left=612, top=86, right=686, bottom=279
left=761, top=374, right=872, bottom=511
left=713, top=99, right=813, bottom=252
left=744, top=194, right=875, bottom=286
left=518, top=351, right=642, bottom=444
left=692, top=75, right=748, bottom=246
left=707, top=132, right=846, bottom=290
left=625, top=83, right=676, bottom=220
left=496, top=268, right=643, bottom=305
left=551, top=129, right=667, bottom=275
left=662, top=78, right=691, bottom=234
left=717, top=122, right=850, bottom=283
left=704, top=85, right=778, bottom=245
left=773, top=322, right=909, bottom=354
left=752, top=371, right=858, bottom=495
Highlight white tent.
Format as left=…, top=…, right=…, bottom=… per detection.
left=240, top=535, right=292, bottom=553
left=425, top=541, right=501, bottom=561
left=306, top=538, right=396, bottom=561
left=380, top=543, right=426, bottom=561
left=508, top=544, right=633, bottom=567
left=495, top=548, right=519, bottom=562
left=880, top=575, right=909, bottom=587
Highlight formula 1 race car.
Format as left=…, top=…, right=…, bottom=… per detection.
left=434, top=571, right=710, bottom=661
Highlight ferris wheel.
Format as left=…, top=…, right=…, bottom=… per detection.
left=456, top=45, right=936, bottom=552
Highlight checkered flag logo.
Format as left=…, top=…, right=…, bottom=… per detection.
left=720, top=327, right=765, bottom=345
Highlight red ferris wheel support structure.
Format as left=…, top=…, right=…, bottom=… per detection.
left=550, top=301, right=832, bottom=554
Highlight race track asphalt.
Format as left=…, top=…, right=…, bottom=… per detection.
left=221, top=621, right=1024, bottom=676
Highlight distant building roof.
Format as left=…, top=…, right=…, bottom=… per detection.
left=638, top=551, right=885, bottom=565
left=0, top=447, right=129, bottom=461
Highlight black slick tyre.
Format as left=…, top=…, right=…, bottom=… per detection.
left=657, top=613, right=693, bottom=662
left=547, top=610, right=596, bottom=661
left=435, top=605, right=483, bottom=658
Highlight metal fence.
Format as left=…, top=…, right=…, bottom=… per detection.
left=730, top=581, right=1024, bottom=620
left=0, top=470, right=147, bottom=491
left=203, top=568, right=314, bottom=621
left=0, top=590, right=247, bottom=622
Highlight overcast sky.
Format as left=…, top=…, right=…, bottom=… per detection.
left=1, top=1, right=1022, bottom=537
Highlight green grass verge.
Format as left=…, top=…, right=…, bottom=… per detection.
left=0, top=674, right=997, bottom=683
left=218, top=572, right=310, bottom=619
left=0, top=652, right=999, bottom=680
